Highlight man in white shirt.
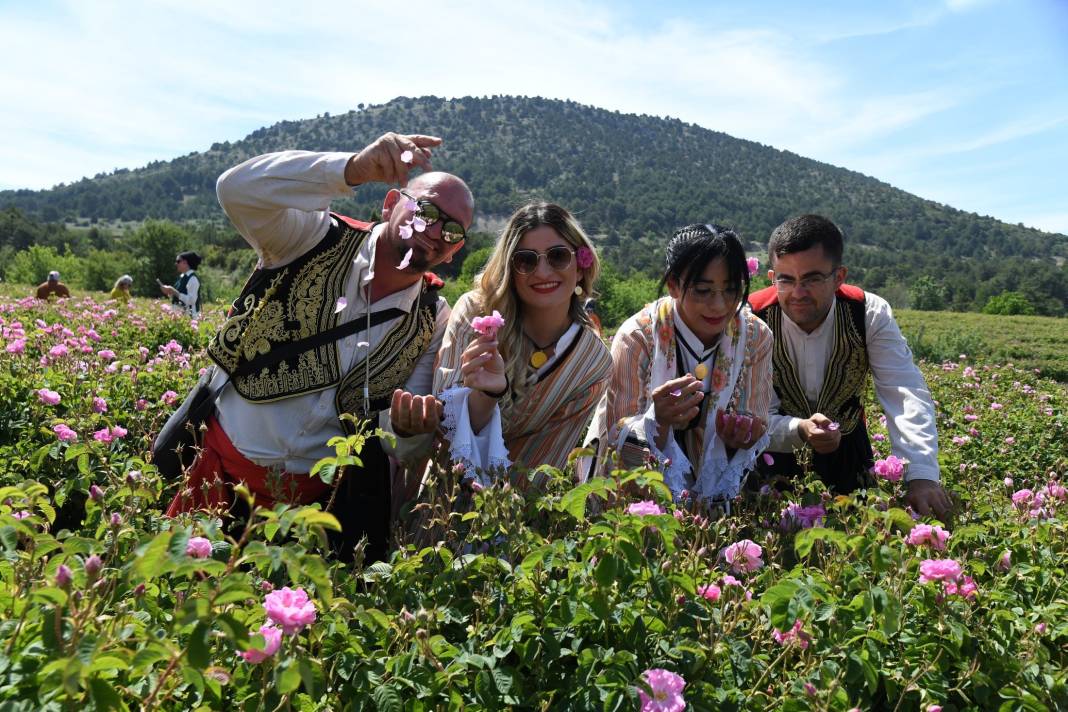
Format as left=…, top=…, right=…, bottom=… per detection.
left=165, top=131, right=473, bottom=561
left=750, top=214, right=952, bottom=519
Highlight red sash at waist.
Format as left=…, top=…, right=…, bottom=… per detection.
left=165, top=416, right=330, bottom=517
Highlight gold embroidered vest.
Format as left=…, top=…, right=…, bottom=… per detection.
left=751, top=285, right=874, bottom=491
left=207, top=215, right=438, bottom=421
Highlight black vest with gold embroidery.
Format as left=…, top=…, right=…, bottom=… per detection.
left=206, top=214, right=438, bottom=423
left=750, top=285, right=874, bottom=492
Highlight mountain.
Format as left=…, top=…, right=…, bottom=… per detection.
left=2, top=95, right=1066, bottom=312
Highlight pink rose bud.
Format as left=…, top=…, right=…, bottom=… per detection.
left=133, top=583, right=146, bottom=597
left=56, top=564, right=72, bottom=588
left=89, top=485, right=104, bottom=502
left=260, top=580, right=274, bottom=593
left=85, top=554, right=103, bottom=579
left=110, top=512, right=121, bottom=527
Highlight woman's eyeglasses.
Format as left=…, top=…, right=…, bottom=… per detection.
left=399, top=189, right=466, bottom=244
left=685, top=285, right=741, bottom=304
left=511, top=246, right=575, bottom=275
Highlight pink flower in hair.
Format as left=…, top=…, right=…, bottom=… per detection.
left=576, top=246, right=595, bottom=269
left=471, top=310, right=505, bottom=339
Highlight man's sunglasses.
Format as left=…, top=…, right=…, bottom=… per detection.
left=511, top=246, right=575, bottom=275
left=399, top=190, right=466, bottom=244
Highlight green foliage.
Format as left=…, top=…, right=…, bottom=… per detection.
left=982, top=291, right=1037, bottom=316
left=909, top=275, right=946, bottom=311
left=4, top=244, right=83, bottom=287
left=898, top=308, right=1068, bottom=381
left=597, top=263, right=659, bottom=328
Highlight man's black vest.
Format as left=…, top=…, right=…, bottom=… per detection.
left=206, top=214, right=438, bottom=422
left=750, top=285, right=874, bottom=492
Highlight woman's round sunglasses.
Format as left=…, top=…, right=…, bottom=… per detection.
left=511, top=246, right=576, bottom=275
left=399, top=189, right=467, bottom=244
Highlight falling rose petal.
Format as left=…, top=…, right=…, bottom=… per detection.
left=412, top=216, right=427, bottom=232
left=670, top=389, right=683, bottom=397
left=762, top=453, right=775, bottom=466
left=400, top=150, right=414, bottom=164
left=356, top=341, right=370, bottom=350
left=399, top=223, right=414, bottom=240
left=827, top=422, right=840, bottom=431
left=397, top=248, right=413, bottom=270
left=334, top=297, right=347, bottom=314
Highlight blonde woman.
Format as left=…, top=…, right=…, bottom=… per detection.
left=434, top=203, right=612, bottom=485
left=110, top=274, right=133, bottom=302
left=586, top=224, right=773, bottom=506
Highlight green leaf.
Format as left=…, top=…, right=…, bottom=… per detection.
left=89, top=677, right=124, bottom=711
left=760, top=579, right=803, bottom=630
left=291, top=508, right=342, bottom=532
left=186, top=622, right=211, bottom=669
left=298, top=659, right=324, bottom=700
left=276, top=661, right=302, bottom=694
left=133, top=530, right=174, bottom=580
left=594, top=554, right=618, bottom=587
left=32, top=586, right=68, bottom=607
left=794, top=527, right=847, bottom=557
left=372, top=685, right=403, bottom=712
left=77, top=453, right=90, bottom=476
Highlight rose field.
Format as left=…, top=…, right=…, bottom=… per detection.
left=0, top=291, right=1065, bottom=712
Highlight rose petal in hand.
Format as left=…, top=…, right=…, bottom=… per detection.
left=400, top=150, right=414, bottom=164
left=397, top=248, right=413, bottom=270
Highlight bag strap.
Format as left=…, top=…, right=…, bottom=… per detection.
left=231, top=306, right=407, bottom=379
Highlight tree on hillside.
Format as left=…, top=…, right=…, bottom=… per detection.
left=982, top=291, right=1036, bottom=316
left=909, top=276, right=947, bottom=311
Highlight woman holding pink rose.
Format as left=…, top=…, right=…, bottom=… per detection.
left=433, top=203, right=611, bottom=484
left=586, top=223, right=773, bottom=506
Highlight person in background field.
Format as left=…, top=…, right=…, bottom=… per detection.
left=750, top=214, right=952, bottom=519
left=159, top=251, right=202, bottom=318
left=110, top=274, right=133, bottom=303
left=36, top=270, right=71, bottom=300
left=434, top=203, right=611, bottom=486
left=164, top=132, right=474, bottom=564
left=584, top=298, right=603, bottom=337
left=586, top=224, right=773, bottom=507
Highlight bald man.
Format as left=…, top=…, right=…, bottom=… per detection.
left=163, top=133, right=474, bottom=561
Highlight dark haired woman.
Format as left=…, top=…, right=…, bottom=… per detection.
left=159, top=251, right=202, bottom=318
left=434, top=203, right=611, bottom=485
left=586, top=224, right=773, bottom=505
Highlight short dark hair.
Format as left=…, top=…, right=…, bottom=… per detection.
left=659, top=223, right=750, bottom=315
left=176, top=251, right=202, bottom=270
left=768, top=214, right=844, bottom=266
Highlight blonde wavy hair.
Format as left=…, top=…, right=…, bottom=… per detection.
left=474, top=203, right=600, bottom=396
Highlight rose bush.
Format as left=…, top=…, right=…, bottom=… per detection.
left=0, top=291, right=1065, bottom=710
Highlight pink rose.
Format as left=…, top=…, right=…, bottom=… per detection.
left=638, top=668, right=686, bottom=712
left=264, top=586, right=317, bottom=635
left=906, top=524, right=950, bottom=551
left=92, top=396, right=108, bottom=413
left=161, top=390, right=179, bottom=406
left=470, top=310, right=506, bottom=339
left=627, top=500, right=665, bottom=516
left=918, top=558, right=962, bottom=584
left=37, top=388, right=61, bottom=405
left=53, top=424, right=78, bottom=442
left=186, top=536, right=213, bottom=559
left=746, top=256, right=760, bottom=277
left=240, top=624, right=283, bottom=664
left=576, top=246, right=595, bottom=270
left=697, top=584, right=721, bottom=602
left=771, top=619, right=812, bottom=649
left=873, top=455, right=905, bottom=482
left=722, top=539, right=763, bottom=573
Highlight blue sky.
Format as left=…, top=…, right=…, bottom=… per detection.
left=1, top=0, right=1066, bottom=234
